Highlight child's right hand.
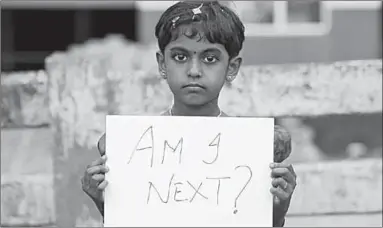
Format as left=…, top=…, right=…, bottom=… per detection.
left=81, top=134, right=109, bottom=204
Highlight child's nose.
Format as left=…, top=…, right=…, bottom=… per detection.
left=187, top=58, right=202, bottom=78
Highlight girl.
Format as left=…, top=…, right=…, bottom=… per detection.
left=81, top=1, right=297, bottom=227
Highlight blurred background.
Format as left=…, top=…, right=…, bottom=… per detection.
left=1, top=1, right=382, bottom=71
left=1, top=1, right=382, bottom=227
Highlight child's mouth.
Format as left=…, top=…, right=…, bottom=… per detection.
left=183, top=83, right=205, bottom=89
left=183, top=84, right=205, bottom=93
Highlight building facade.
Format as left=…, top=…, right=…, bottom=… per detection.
left=1, top=1, right=382, bottom=71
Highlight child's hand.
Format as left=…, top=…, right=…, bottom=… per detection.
left=81, top=134, right=108, bottom=204
left=270, top=162, right=297, bottom=226
left=81, top=155, right=109, bottom=203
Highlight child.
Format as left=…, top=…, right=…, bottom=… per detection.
left=81, top=1, right=297, bottom=227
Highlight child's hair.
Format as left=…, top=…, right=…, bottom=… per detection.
left=155, top=1, right=245, bottom=59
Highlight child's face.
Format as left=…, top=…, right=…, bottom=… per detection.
left=156, top=27, right=241, bottom=107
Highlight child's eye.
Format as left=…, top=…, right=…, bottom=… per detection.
left=202, top=56, right=218, bottom=63
left=173, top=54, right=188, bottom=62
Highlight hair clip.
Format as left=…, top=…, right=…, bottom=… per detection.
left=171, top=16, right=180, bottom=29
left=192, top=3, right=203, bottom=20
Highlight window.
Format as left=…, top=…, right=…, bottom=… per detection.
left=231, top=1, right=274, bottom=24
left=1, top=5, right=136, bottom=72
left=287, top=1, right=321, bottom=23
left=230, top=1, right=330, bottom=36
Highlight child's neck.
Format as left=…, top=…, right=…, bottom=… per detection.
left=171, top=101, right=221, bottom=117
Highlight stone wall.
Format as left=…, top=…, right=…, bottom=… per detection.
left=1, top=128, right=55, bottom=226
left=1, top=70, right=49, bottom=128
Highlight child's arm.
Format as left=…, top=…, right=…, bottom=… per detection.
left=274, top=217, right=285, bottom=227
left=272, top=125, right=296, bottom=227
left=81, top=134, right=107, bottom=218
left=274, top=125, right=292, bottom=163
left=95, top=200, right=104, bottom=217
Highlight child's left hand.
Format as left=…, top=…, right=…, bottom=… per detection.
left=270, top=162, right=297, bottom=226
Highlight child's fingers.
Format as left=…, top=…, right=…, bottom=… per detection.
left=270, top=187, right=289, bottom=201
left=270, top=162, right=290, bottom=169
left=271, top=168, right=295, bottom=184
left=271, top=167, right=292, bottom=177
left=271, top=163, right=296, bottom=176
left=92, top=174, right=105, bottom=182
left=97, top=180, right=108, bottom=190
left=271, top=177, right=288, bottom=190
left=87, top=165, right=109, bottom=175
left=89, top=155, right=107, bottom=167
left=97, top=134, right=106, bottom=156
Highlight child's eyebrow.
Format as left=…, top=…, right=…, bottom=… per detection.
left=203, top=48, right=222, bottom=54
left=170, top=47, right=222, bottom=54
left=169, top=47, right=189, bottom=52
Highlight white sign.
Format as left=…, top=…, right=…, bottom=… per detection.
left=105, top=115, right=274, bottom=227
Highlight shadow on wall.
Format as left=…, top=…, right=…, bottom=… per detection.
left=276, top=113, right=383, bottom=164
left=304, top=113, right=382, bottom=159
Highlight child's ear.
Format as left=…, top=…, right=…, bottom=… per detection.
left=226, top=57, right=242, bottom=82
left=156, top=51, right=167, bottom=79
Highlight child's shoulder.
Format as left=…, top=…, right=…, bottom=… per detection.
left=274, top=124, right=292, bottom=163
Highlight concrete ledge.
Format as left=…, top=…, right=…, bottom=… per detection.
left=289, top=158, right=382, bottom=216
left=228, top=60, right=382, bottom=116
